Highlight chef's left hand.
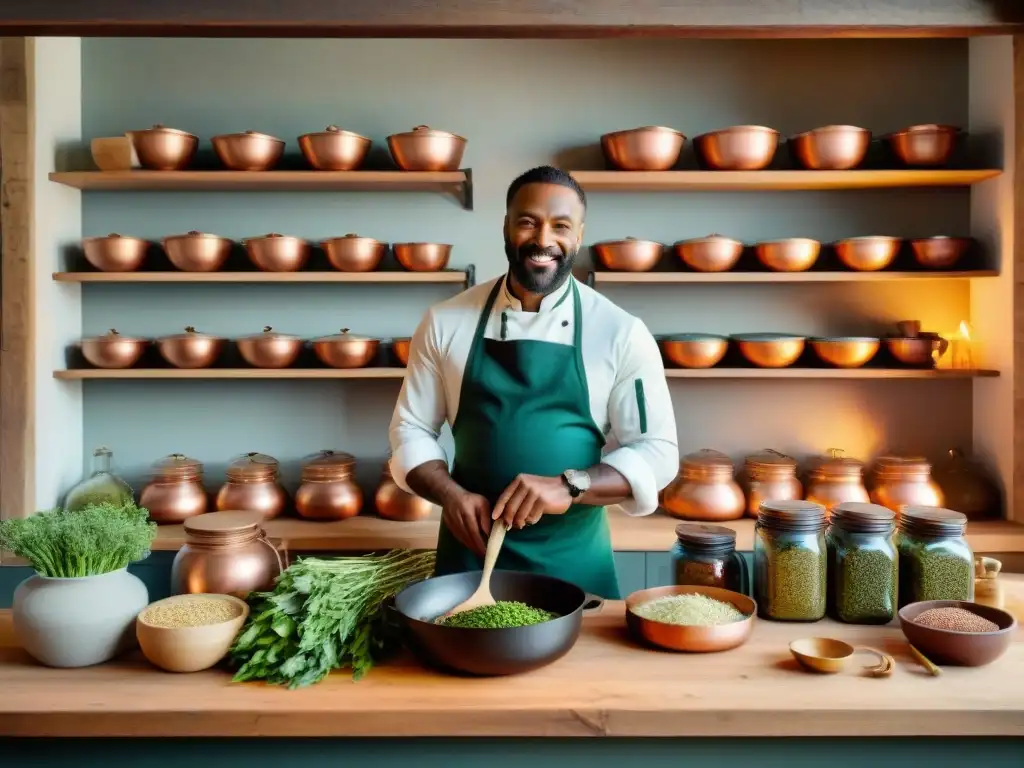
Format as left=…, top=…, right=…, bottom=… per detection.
left=491, top=473, right=572, bottom=530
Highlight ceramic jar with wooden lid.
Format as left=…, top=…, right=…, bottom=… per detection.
left=375, top=459, right=436, bottom=521
left=138, top=453, right=208, bottom=524
left=661, top=449, right=745, bottom=521
left=295, top=450, right=363, bottom=520
left=869, top=455, right=944, bottom=514
left=215, top=452, right=288, bottom=520
left=740, top=449, right=802, bottom=518
left=803, top=448, right=870, bottom=515
left=170, top=510, right=284, bottom=598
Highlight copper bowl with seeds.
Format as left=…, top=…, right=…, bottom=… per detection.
left=625, top=585, right=755, bottom=653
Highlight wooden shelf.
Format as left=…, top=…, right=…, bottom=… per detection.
left=570, top=169, right=1001, bottom=191
left=592, top=270, right=999, bottom=284
left=664, top=368, right=998, bottom=379
left=53, top=270, right=470, bottom=284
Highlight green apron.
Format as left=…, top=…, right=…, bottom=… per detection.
left=434, top=278, right=621, bottom=599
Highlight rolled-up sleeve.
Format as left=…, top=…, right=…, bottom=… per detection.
left=601, top=318, right=679, bottom=516
left=388, top=309, right=449, bottom=493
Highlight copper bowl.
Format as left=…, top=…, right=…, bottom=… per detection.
left=834, top=236, right=901, bottom=271
left=298, top=125, right=371, bottom=171
left=754, top=238, right=821, bottom=272
left=162, top=231, right=233, bottom=272
left=236, top=326, right=303, bottom=369
left=888, top=124, right=961, bottom=167
left=244, top=233, right=310, bottom=272
left=593, top=238, right=663, bottom=272
left=322, top=234, right=386, bottom=272
left=393, top=338, right=412, bottom=366
left=659, top=334, right=729, bottom=369
left=790, top=125, right=871, bottom=170
left=126, top=125, right=198, bottom=171
left=625, top=585, right=755, bottom=653
left=157, top=327, right=225, bottom=369
left=80, top=329, right=149, bottom=369
left=810, top=337, right=880, bottom=368
left=211, top=131, right=285, bottom=171
left=693, top=125, right=779, bottom=171
left=898, top=600, right=1016, bottom=667
left=600, top=126, right=685, bottom=172
left=675, top=235, right=744, bottom=272
left=734, top=333, right=806, bottom=368
left=394, top=242, right=452, bottom=272
left=313, top=329, right=380, bottom=369
left=82, top=233, right=149, bottom=272
left=387, top=126, right=466, bottom=172
left=885, top=336, right=948, bottom=367
left=911, top=236, right=972, bottom=269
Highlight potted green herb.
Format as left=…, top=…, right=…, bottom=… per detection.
left=0, top=500, right=156, bottom=668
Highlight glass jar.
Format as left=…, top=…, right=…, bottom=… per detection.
left=754, top=500, right=827, bottom=622
left=826, top=502, right=897, bottom=624
left=671, top=522, right=749, bottom=595
left=897, top=506, right=973, bottom=606
left=869, top=455, right=944, bottom=514
left=741, top=449, right=802, bottom=518
left=63, top=446, right=135, bottom=511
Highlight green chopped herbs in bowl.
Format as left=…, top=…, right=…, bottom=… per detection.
left=632, top=593, right=747, bottom=626
left=439, top=600, right=557, bottom=629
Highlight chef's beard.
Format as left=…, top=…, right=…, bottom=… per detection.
left=504, top=236, right=577, bottom=296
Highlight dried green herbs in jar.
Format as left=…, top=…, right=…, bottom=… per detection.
left=897, top=506, right=973, bottom=607
left=754, top=500, right=828, bottom=622
left=826, top=502, right=897, bottom=624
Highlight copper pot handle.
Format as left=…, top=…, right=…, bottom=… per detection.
left=257, top=531, right=285, bottom=575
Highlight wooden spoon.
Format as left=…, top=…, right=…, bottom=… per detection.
left=440, top=523, right=507, bottom=621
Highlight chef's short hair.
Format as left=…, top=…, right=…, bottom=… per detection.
left=506, top=166, right=587, bottom=211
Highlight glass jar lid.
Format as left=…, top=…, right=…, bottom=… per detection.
left=226, top=452, right=280, bottom=480
left=183, top=509, right=264, bottom=539
left=674, top=522, right=737, bottom=553
left=898, top=506, right=967, bottom=537
left=301, top=450, right=356, bottom=481
left=151, top=453, right=203, bottom=480
left=757, top=499, right=827, bottom=532
left=831, top=502, right=895, bottom=533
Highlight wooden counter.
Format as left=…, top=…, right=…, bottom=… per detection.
left=1, top=577, right=1022, bottom=739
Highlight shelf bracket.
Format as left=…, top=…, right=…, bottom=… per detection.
left=459, top=168, right=474, bottom=211
left=464, top=264, right=476, bottom=290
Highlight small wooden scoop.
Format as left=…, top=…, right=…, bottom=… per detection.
left=440, top=523, right=507, bottom=621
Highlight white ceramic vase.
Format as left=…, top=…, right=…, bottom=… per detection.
left=12, top=567, right=149, bottom=668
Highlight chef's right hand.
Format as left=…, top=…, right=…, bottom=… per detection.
left=442, top=490, right=492, bottom=557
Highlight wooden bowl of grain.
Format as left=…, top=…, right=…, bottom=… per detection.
left=898, top=600, right=1017, bottom=667
left=136, top=593, right=249, bottom=673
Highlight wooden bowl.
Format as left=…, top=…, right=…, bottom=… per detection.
left=734, top=333, right=805, bottom=368
left=625, top=585, right=755, bottom=653
left=659, top=334, right=729, bottom=369
left=136, top=594, right=249, bottom=673
left=898, top=600, right=1017, bottom=667
left=789, top=637, right=855, bottom=674
left=809, top=337, right=880, bottom=368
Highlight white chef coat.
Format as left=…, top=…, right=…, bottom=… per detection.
left=388, top=275, right=679, bottom=516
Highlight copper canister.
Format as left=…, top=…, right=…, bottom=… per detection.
left=375, top=459, right=437, bottom=521
left=869, top=455, right=944, bottom=514
left=170, top=510, right=283, bottom=598
left=138, top=453, right=208, bottom=525
left=803, top=448, right=870, bottom=515
left=741, top=449, right=803, bottom=518
left=661, top=449, right=745, bottom=522
left=215, top=452, right=288, bottom=520
left=294, top=450, right=363, bottom=521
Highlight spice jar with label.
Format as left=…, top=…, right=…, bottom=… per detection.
left=803, top=448, right=870, bottom=516
left=671, top=522, right=749, bottom=595
left=741, top=449, right=802, bottom=518
left=869, top=455, right=944, bottom=513
left=139, top=453, right=208, bottom=524
left=215, top=452, right=288, bottom=520
left=897, top=506, right=973, bottom=606
left=826, top=502, right=897, bottom=624
left=295, top=450, right=363, bottom=520
left=662, top=449, right=745, bottom=521
left=754, top=500, right=828, bottom=622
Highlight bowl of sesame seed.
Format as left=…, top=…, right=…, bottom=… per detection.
left=898, top=600, right=1017, bottom=667
left=136, top=593, right=249, bottom=673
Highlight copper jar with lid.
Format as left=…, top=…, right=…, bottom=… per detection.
left=215, top=452, right=288, bottom=520
left=740, top=449, right=803, bottom=518
left=933, top=448, right=1000, bottom=520
left=661, top=449, right=745, bottom=521
left=868, top=455, right=944, bottom=514
left=375, top=459, right=436, bottom=521
left=139, top=453, right=208, bottom=525
left=295, top=450, right=363, bottom=521
left=803, top=448, right=870, bottom=515
left=170, top=510, right=283, bottom=598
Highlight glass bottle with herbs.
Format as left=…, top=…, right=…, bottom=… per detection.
left=826, top=502, right=897, bottom=624
left=671, top=522, right=750, bottom=595
left=63, top=446, right=135, bottom=512
left=897, top=506, right=973, bottom=607
left=754, top=500, right=828, bottom=622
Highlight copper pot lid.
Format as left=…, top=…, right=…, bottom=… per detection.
left=315, top=327, right=376, bottom=343
left=389, top=125, right=466, bottom=142
left=131, top=124, right=196, bottom=138
left=164, top=230, right=226, bottom=241
left=214, top=130, right=284, bottom=143
left=873, top=455, right=932, bottom=475
left=183, top=509, right=265, bottom=537
left=301, top=125, right=369, bottom=140
left=246, top=232, right=304, bottom=243
left=159, top=326, right=223, bottom=342
left=700, top=125, right=779, bottom=137
left=151, top=452, right=203, bottom=479
left=813, top=448, right=865, bottom=476
left=795, top=124, right=870, bottom=137
left=682, top=449, right=734, bottom=471
left=84, top=328, right=148, bottom=344
left=240, top=326, right=301, bottom=342
left=324, top=233, right=380, bottom=244
left=674, top=522, right=737, bottom=550
left=301, top=450, right=356, bottom=480
left=604, top=126, right=683, bottom=137
left=892, top=124, right=961, bottom=136
left=679, top=233, right=742, bottom=245
left=745, top=449, right=797, bottom=469
left=831, top=502, right=895, bottom=533
left=226, top=451, right=280, bottom=478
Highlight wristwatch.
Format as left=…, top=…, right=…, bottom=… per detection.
left=562, top=469, right=591, bottom=499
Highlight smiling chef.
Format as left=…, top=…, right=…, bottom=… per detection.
left=387, top=165, right=679, bottom=599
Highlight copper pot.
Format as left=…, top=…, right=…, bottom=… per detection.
left=236, top=326, right=303, bottom=369
left=869, top=455, right=944, bottom=514
left=80, top=329, right=149, bottom=369
left=170, top=510, right=284, bottom=598
left=885, top=336, right=948, bottom=367
left=804, top=448, right=870, bottom=515
left=394, top=242, right=452, bottom=272
left=662, top=449, right=745, bottom=522
left=809, top=337, right=880, bottom=368
left=157, top=326, right=225, bottom=369
left=593, top=238, right=663, bottom=272
left=740, top=449, right=802, bottom=518
left=82, top=233, right=149, bottom=272
left=313, top=328, right=380, bottom=369
left=387, top=126, right=467, bottom=172
left=659, top=334, right=729, bottom=369
left=392, top=338, right=412, bottom=366
left=126, top=124, right=198, bottom=171
left=734, top=333, right=805, bottom=368
left=139, top=453, right=207, bottom=525
left=215, top=452, right=287, bottom=520
left=298, top=125, right=371, bottom=171
left=887, top=124, right=960, bottom=167
left=244, top=233, right=310, bottom=272
left=911, top=236, right=972, bottom=269
left=834, top=236, right=901, bottom=271
left=162, top=231, right=233, bottom=272
left=376, top=460, right=437, bottom=521
left=694, top=125, right=779, bottom=171
left=322, top=233, right=386, bottom=272
left=211, top=131, right=285, bottom=171
left=675, top=234, right=744, bottom=272
left=600, top=126, right=685, bottom=172
left=754, top=238, right=820, bottom=272
left=789, top=125, right=871, bottom=170
left=294, top=450, right=363, bottom=521
left=933, top=448, right=1000, bottom=520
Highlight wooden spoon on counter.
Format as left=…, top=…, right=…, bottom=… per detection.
left=439, top=523, right=507, bottom=621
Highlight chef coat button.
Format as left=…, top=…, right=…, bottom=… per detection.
left=562, top=320, right=569, bottom=327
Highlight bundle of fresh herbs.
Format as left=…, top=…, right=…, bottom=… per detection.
left=230, top=549, right=435, bottom=688
left=0, top=500, right=156, bottom=578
